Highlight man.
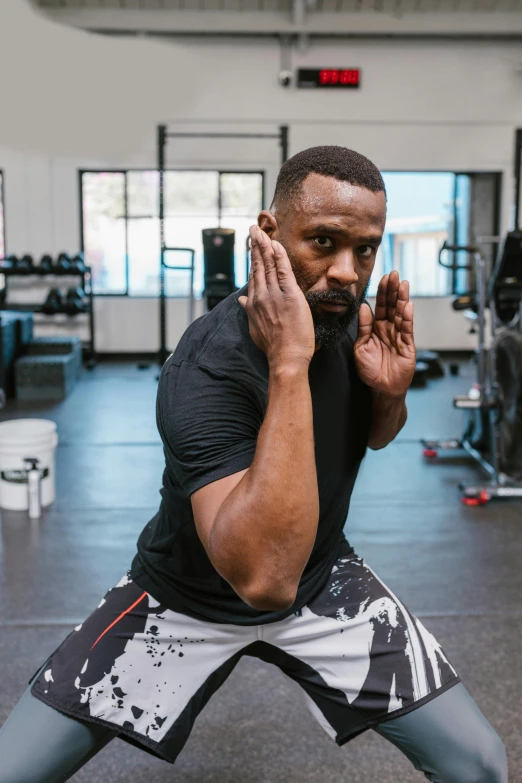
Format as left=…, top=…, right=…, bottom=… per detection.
left=0, top=146, right=508, bottom=782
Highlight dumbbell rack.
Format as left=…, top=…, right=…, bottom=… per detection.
left=0, top=265, right=96, bottom=367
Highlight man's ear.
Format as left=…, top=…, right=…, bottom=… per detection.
left=258, top=210, right=279, bottom=239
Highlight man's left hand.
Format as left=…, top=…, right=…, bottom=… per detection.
left=354, top=271, right=416, bottom=398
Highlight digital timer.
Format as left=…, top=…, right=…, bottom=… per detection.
left=297, top=68, right=361, bottom=89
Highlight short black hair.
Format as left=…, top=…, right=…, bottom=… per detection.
left=271, top=145, right=385, bottom=210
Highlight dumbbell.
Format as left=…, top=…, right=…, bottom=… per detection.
left=39, top=254, right=54, bottom=274
left=0, top=255, right=17, bottom=272
left=64, top=287, right=87, bottom=315
left=15, top=255, right=34, bottom=274
left=56, top=253, right=72, bottom=273
left=41, top=288, right=64, bottom=315
left=70, top=254, right=87, bottom=274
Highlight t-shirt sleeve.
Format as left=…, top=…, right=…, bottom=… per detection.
left=158, top=360, right=261, bottom=496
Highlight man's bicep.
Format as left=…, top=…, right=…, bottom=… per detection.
left=191, top=468, right=249, bottom=551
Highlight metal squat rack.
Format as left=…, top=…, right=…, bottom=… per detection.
left=157, top=124, right=290, bottom=366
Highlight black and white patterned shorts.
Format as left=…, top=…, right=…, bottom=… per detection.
left=31, top=549, right=460, bottom=764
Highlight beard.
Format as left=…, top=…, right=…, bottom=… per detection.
left=278, top=235, right=368, bottom=350
left=305, top=288, right=366, bottom=349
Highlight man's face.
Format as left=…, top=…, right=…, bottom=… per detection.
left=259, top=173, right=386, bottom=349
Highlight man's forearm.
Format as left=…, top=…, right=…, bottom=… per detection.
left=368, top=390, right=407, bottom=450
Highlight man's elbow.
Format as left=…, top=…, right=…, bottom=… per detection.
left=368, top=436, right=393, bottom=450
left=238, top=580, right=298, bottom=612
left=369, top=431, right=405, bottom=449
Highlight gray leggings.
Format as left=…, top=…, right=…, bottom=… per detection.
left=0, top=678, right=508, bottom=783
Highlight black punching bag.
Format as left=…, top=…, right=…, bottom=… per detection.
left=202, top=228, right=237, bottom=311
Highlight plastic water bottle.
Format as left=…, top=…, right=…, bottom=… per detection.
left=24, top=458, right=41, bottom=519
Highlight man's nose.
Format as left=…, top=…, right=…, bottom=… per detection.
left=326, top=251, right=359, bottom=287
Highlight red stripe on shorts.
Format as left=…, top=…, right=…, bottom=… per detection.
left=90, top=591, right=148, bottom=651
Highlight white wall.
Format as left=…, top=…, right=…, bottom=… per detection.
left=1, top=0, right=522, bottom=351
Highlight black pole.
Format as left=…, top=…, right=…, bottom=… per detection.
left=218, top=172, right=223, bottom=227
left=280, top=125, right=289, bottom=165
left=158, top=124, right=168, bottom=366
left=514, top=128, right=522, bottom=231
left=452, top=174, right=459, bottom=295
left=86, top=268, right=96, bottom=368
left=124, top=173, right=129, bottom=296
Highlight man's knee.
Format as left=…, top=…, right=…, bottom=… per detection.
left=472, top=730, right=508, bottom=783
left=448, top=729, right=508, bottom=783
left=0, top=750, right=44, bottom=783
left=0, top=770, right=40, bottom=783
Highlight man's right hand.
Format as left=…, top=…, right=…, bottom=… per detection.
left=238, top=226, right=316, bottom=371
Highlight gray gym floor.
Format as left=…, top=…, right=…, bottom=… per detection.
left=1, top=359, right=521, bottom=783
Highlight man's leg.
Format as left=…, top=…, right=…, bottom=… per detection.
left=0, top=677, right=116, bottom=783
left=263, top=547, right=507, bottom=783
left=375, top=682, right=508, bottom=783
left=23, top=575, right=257, bottom=768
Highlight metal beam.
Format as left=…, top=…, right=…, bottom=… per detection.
left=34, top=7, right=522, bottom=37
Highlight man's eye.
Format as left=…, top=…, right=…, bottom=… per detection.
left=313, top=237, right=333, bottom=248
left=358, top=245, right=374, bottom=258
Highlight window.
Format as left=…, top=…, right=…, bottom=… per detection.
left=369, top=172, right=473, bottom=297
left=82, top=172, right=126, bottom=294
left=81, top=170, right=264, bottom=297
left=82, top=168, right=498, bottom=299
left=0, top=172, right=5, bottom=259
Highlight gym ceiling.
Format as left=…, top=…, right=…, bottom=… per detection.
left=33, top=0, right=522, bottom=39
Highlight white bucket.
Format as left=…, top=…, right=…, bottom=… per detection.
left=0, top=419, right=58, bottom=511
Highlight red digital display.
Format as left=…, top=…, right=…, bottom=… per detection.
left=319, top=69, right=359, bottom=86
left=297, top=68, right=361, bottom=89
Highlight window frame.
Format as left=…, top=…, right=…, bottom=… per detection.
left=379, top=169, right=502, bottom=298
left=79, top=168, right=266, bottom=298
left=0, top=170, right=6, bottom=259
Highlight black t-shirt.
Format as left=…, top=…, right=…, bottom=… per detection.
left=131, top=285, right=373, bottom=625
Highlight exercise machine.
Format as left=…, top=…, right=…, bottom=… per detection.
left=421, top=235, right=522, bottom=505
left=202, top=228, right=237, bottom=311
